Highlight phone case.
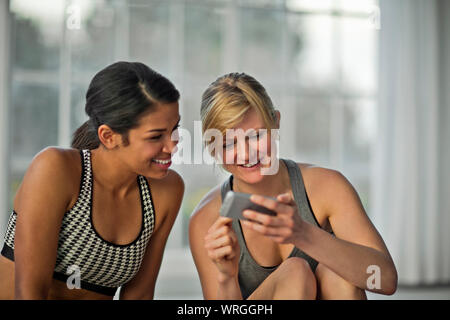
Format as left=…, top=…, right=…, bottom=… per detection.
left=220, top=191, right=277, bottom=220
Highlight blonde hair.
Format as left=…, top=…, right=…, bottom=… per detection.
left=200, top=73, right=277, bottom=140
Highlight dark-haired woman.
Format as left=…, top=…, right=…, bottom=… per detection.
left=0, top=62, right=184, bottom=299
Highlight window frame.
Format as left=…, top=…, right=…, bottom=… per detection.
left=2, top=0, right=379, bottom=299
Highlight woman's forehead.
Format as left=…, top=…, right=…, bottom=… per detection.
left=232, top=107, right=265, bottom=130
left=136, top=102, right=180, bottom=128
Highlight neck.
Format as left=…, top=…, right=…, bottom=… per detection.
left=90, top=147, right=138, bottom=198
left=232, top=160, right=291, bottom=197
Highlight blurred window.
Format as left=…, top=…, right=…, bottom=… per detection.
left=4, top=0, right=378, bottom=297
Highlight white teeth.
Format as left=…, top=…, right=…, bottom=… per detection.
left=241, top=162, right=258, bottom=168
left=153, top=159, right=171, bottom=164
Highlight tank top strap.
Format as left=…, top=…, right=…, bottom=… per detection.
left=80, top=149, right=94, bottom=201
left=282, top=159, right=320, bottom=227
left=220, top=175, right=233, bottom=201
left=137, top=175, right=156, bottom=237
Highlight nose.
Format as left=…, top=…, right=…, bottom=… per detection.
left=162, top=132, right=179, bottom=155
left=235, top=137, right=258, bottom=164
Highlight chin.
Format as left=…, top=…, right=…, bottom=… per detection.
left=140, top=166, right=170, bottom=180
left=230, top=167, right=266, bottom=185
left=148, top=170, right=170, bottom=180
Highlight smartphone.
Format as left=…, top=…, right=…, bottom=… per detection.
left=220, top=191, right=277, bottom=220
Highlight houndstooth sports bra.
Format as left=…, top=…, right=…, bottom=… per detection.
left=1, top=149, right=156, bottom=296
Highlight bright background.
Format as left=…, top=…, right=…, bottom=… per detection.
left=0, top=0, right=448, bottom=299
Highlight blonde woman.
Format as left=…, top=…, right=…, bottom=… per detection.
left=189, top=73, right=397, bottom=300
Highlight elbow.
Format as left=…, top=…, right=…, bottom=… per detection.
left=15, top=286, right=49, bottom=300
left=14, top=276, right=51, bottom=300
left=382, top=267, right=398, bottom=296
left=367, top=263, right=398, bottom=296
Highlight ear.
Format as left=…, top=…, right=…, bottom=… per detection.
left=97, top=124, right=121, bottom=149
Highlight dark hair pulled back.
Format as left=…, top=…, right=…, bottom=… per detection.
left=71, top=61, right=180, bottom=150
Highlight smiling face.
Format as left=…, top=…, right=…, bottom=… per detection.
left=116, top=102, right=180, bottom=179
left=201, top=73, right=282, bottom=181
left=221, top=107, right=279, bottom=184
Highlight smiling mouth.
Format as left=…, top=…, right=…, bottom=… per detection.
left=239, top=161, right=260, bottom=168
left=152, top=158, right=171, bottom=165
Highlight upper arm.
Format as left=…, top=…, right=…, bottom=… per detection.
left=119, top=170, right=184, bottom=299
left=13, top=147, right=75, bottom=298
left=188, top=188, right=222, bottom=299
left=320, top=169, right=392, bottom=258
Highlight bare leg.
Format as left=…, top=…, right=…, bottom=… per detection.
left=248, top=257, right=317, bottom=300
left=315, top=263, right=367, bottom=300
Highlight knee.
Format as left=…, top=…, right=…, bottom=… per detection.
left=279, top=257, right=313, bottom=277
left=277, top=257, right=317, bottom=298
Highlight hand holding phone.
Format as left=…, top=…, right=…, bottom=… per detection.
left=220, top=191, right=277, bottom=220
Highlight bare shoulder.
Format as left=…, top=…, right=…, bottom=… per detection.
left=297, top=163, right=347, bottom=188
left=189, top=184, right=222, bottom=231
left=296, top=162, right=361, bottom=216
left=14, top=147, right=82, bottom=212
left=29, top=146, right=80, bottom=170
left=146, top=170, right=185, bottom=224
left=27, top=147, right=81, bottom=185
left=147, top=169, right=185, bottom=198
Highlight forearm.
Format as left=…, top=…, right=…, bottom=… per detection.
left=14, top=270, right=51, bottom=300
left=15, top=282, right=49, bottom=300
left=216, top=274, right=243, bottom=300
left=295, top=222, right=397, bottom=294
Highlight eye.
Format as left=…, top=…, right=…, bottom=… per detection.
left=148, top=135, right=162, bottom=140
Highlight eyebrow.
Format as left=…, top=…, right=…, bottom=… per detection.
left=146, top=117, right=181, bottom=133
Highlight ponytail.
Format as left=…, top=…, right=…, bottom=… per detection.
left=71, top=119, right=100, bottom=150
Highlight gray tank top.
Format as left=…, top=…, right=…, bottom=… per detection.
left=220, top=159, right=324, bottom=299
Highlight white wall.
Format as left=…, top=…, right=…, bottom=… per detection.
left=0, top=0, right=10, bottom=247
left=374, top=0, right=450, bottom=285
left=438, top=0, right=450, bottom=282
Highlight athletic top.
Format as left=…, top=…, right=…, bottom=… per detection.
left=220, top=159, right=331, bottom=299
left=1, top=149, right=156, bottom=296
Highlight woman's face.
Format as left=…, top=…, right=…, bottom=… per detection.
left=221, top=107, right=279, bottom=184
left=120, top=102, right=180, bottom=179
